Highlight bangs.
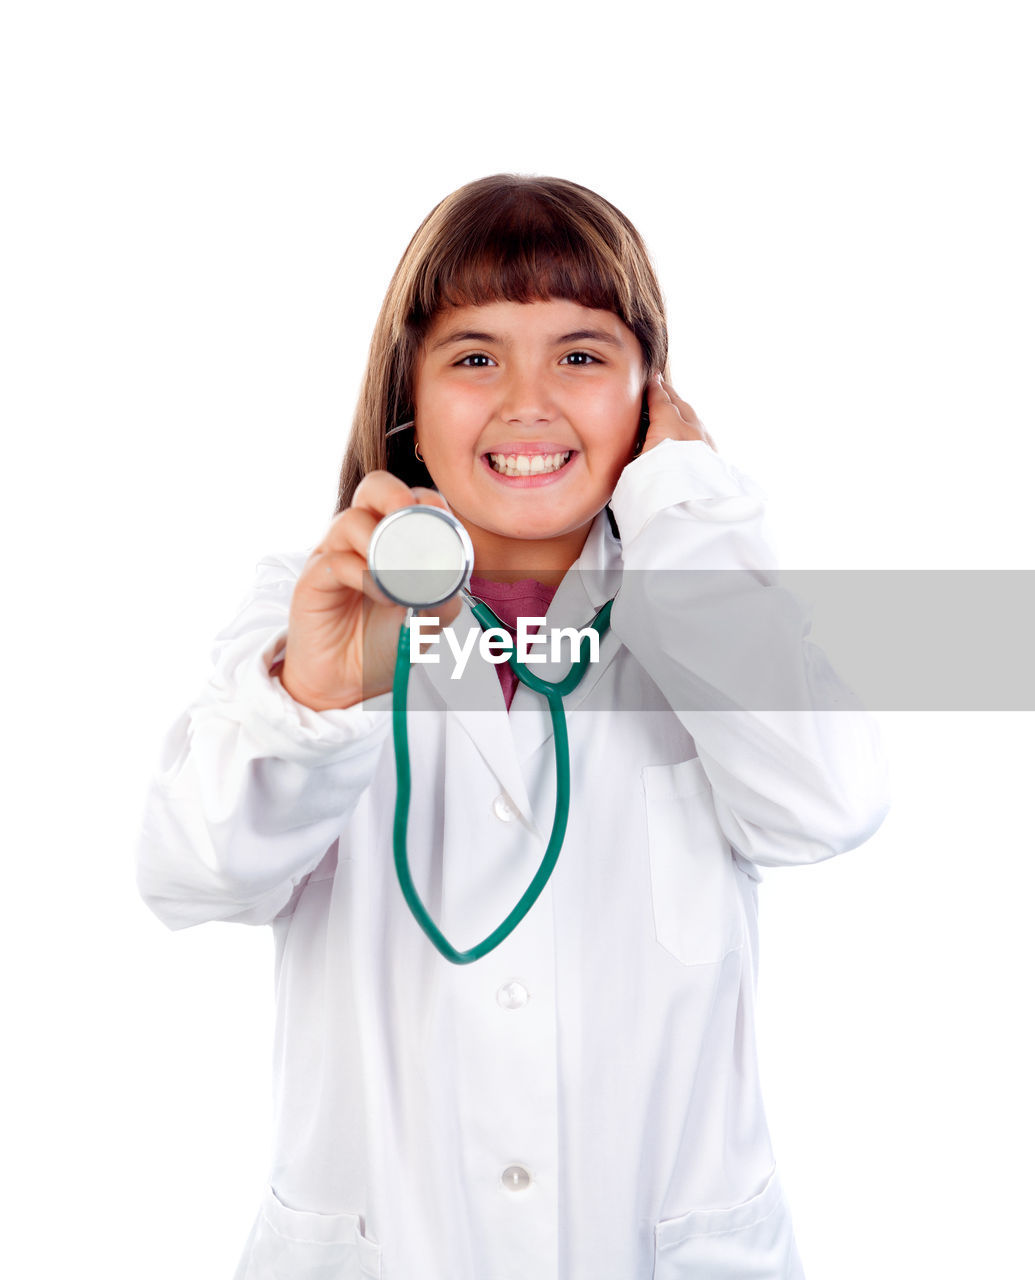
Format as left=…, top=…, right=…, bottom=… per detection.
left=410, top=182, right=635, bottom=328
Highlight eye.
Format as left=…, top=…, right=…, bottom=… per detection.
left=456, top=353, right=496, bottom=367
left=560, top=351, right=598, bottom=366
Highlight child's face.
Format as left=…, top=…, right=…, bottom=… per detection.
left=413, top=298, right=644, bottom=576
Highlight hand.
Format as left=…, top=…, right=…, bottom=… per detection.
left=640, top=374, right=717, bottom=455
left=280, top=473, right=453, bottom=711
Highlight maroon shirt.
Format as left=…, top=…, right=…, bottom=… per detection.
left=467, top=576, right=558, bottom=710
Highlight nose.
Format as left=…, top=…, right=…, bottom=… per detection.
left=499, top=364, right=556, bottom=427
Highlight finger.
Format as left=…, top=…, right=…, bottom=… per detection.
left=666, top=394, right=715, bottom=449
left=645, top=375, right=685, bottom=420
left=660, top=378, right=716, bottom=450
left=350, top=470, right=428, bottom=519
left=315, top=508, right=424, bottom=607
left=323, top=480, right=453, bottom=600
left=303, top=546, right=370, bottom=597
left=302, top=544, right=401, bottom=608
left=317, top=506, right=381, bottom=557
left=408, top=486, right=450, bottom=511
left=662, top=379, right=701, bottom=423
left=645, top=378, right=703, bottom=435
left=642, top=376, right=716, bottom=453
left=650, top=376, right=702, bottom=426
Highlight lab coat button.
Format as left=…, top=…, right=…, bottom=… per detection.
left=492, top=794, right=515, bottom=822
left=501, top=1165, right=532, bottom=1192
left=496, top=981, right=529, bottom=1010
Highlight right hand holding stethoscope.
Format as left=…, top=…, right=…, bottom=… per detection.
left=280, top=472, right=453, bottom=712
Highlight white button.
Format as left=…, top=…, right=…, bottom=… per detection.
left=496, top=981, right=529, bottom=1010
left=492, top=794, right=515, bottom=822
left=501, top=1165, right=532, bottom=1192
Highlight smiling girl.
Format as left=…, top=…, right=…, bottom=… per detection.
left=138, top=175, right=888, bottom=1279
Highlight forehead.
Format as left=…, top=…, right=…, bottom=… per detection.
left=423, top=298, right=638, bottom=349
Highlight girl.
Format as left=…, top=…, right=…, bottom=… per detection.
left=138, top=174, right=888, bottom=1279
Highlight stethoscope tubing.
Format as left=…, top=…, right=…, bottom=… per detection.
left=391, top=595, right=612, bottom=964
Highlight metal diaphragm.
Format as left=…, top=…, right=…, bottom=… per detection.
left=366, top=505, right=474, bottom=609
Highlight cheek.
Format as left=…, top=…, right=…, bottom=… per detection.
left=581, top=378, right=638, bottom=417
left=413, top=383, right=452, bottom=443
left=601, top=386, right=642, bottom=439
left=412, top=371, right=439, bottom=423
left=600, top=391, right=642, bottom=465
left=414, top=389, right=485, bottom=472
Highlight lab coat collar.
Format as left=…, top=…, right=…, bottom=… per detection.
left=411, top=511, right=624, bottom=828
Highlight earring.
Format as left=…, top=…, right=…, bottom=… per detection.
left=415, top=441, right=424, bottom=462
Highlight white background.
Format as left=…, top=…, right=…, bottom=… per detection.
left=2, top=2, right=1032, bottom=1276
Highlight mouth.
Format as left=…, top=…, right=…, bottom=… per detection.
left=486, top=450, right=573, bottom=478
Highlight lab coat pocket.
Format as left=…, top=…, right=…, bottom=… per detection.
left=234, top=1186, right=381, bottom=1280
left=642, top=757, right=744, bottom=966
left=654, top=1168, right=804, bottom=1279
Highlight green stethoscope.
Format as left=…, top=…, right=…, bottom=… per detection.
left=367, top=505, right=612, bottom=965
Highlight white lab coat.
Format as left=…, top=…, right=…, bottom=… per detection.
left=137, top=440, right=889, bottom=1280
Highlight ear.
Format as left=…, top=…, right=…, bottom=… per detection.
left=386, top=421, right=437, bottom=491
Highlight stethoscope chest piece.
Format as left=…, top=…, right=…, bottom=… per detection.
left=367, top=505, right=474, bottom=609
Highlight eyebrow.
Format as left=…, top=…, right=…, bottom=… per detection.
left=430, top=330, right=499, bottom=351
left=554, top=329, right=623, bottom=347
left=430, top=327, right=624, bottom=351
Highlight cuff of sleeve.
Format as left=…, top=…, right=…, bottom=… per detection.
left=610, top=438, right=766, bottom=544
left=197, top=628, right=390, bottom=765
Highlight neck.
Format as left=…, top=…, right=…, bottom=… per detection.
left=466, top=523, right=593, bottom=589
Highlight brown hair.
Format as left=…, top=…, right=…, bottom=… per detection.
left=335, top=174, right=669, bottom=513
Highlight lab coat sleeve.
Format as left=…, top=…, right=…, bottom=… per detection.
left=136, top=552, right=390, bottom=929
left=609, top=439, right=889, bottom=867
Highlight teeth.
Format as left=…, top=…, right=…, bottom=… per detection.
left=488, top=451, right=571, bottom=477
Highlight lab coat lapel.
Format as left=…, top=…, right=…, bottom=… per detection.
left=508, top=513, right=625, bottom=764
left=415, top=606, right=540, bottom=833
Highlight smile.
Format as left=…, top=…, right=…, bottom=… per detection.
left=487, top=451, right=572, bottom=477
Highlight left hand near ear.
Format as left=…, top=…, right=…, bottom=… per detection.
left=641, top=374, right=717, bottom=454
